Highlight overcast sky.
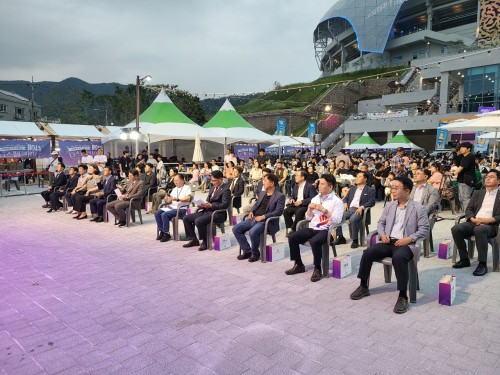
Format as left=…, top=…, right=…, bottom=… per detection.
left=1, top=0, right=336, bottom=95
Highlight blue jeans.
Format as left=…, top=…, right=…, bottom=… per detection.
left=232, top=218, right=265, bottom=255
left=155, top=209, right=186, bottom=233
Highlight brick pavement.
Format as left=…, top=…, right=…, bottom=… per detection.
left=1, top=192, right=500, bottom=374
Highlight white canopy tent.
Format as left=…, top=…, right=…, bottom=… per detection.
left=203, top=100, right=277, bottom=144
left=0, top=121, right=47, bottom=137
left=42, top=123, right=104, bottom=138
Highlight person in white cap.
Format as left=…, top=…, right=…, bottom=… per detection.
left=46, top=151, right=61, bottom=185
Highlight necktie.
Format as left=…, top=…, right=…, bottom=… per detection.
left=230, top=179, right=235, bottom=193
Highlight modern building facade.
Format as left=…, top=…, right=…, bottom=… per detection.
left=314, top=0, right=500, bottom=151
left=0, top=90, right=41, bottom=122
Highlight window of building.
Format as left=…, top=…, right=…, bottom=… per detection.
left=462, top=64, right=500, bottom=113
left=15, top=107, right=24, bottom=120
left=0, top=105, right=6, bottom=113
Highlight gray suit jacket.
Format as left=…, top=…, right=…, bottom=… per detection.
left=377, top=200, right=429, bottom=243
left=409, top=183, right=439, bottom=215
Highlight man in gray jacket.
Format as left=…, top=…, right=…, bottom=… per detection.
left=410, top=168, right=439, bottom=215
left=350, top=176, right=429, bottom=314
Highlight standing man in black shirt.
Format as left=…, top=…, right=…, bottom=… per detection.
left=118, top=150, right=132, bottom=180
left=449, top=142, right=476, bottom=213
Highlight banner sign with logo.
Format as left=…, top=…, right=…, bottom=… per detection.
left=478, top=106, right=496, bottom=114
left=474, top=131, right=490, bottom=153
left=233, top=144, right=258, bottom=161
left=58, top=140, right=102, bottom=166
left=0, top=139, right=51, bottom=159
left=367, top=110, right=409, bottom=120
left=435, top=122, right=449, bottom=150
left=307, top=121, right=316, bottom=139
left=275, top=118, right=286, bottom=136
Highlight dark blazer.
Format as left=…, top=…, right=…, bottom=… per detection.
left=61, top=174, right=78, bottom=191
left=251, top=189, right=286, bottom=235
left=229, top=177, right=245, bottom=209
left=465, top=189, right=500, bottom=235
left=103, top=176, right=117, bottom=198
left=51, top=172, right=67, bottom=189
left=290, top=182, right=317, bottom=207
left=142, top=172, right=158, bottom=192
left=343, top=184, right=376, bottom=224
left=202, top=183, right=231, bottom=219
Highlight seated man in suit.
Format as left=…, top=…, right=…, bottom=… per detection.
left=336, top=171, right=376, bottom=248
left=285, top=174, right=343, bottom=282
left=451, top=169, right=500, bottom=276
left=89, top=166, right=117, bottom=222
left=65, top=164, right=88, bottom=214
left=41, top=163, right=67, bottom=208
left=409, top=168, right=439, bottom=216
left=242, top=168, right=272, bottom=214
left=233, top=173, right=285, bottom=262
left=183, top=170, right=231, bottom=251
left=350, top=176, right=429, bottom=314
left=106, top=169, right=144, bottom=227
left=48, top=166, right=79, bottom=213
left=228, top=166, right=245, bottom=212
left=142, top=162, right=158, bottom=207
left=283, top=170, right=317, bottom=235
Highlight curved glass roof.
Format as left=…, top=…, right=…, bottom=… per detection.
left=315, top=0, right=408, bottom=53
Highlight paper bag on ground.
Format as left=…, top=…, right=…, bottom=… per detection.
left=265, top=242, right=285, bottom=262
left=439, top=274, right=456, bottom=306
left=438, top=239, right=453, bottom=259
left=332, top=255, right=352, bottom=279
left=214, top=233, right=231, bottom=251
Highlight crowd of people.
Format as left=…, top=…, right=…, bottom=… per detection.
left=39, top=143, right=500, bottom=314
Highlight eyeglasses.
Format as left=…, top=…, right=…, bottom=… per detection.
left=485, top=175, right=498, bottom=179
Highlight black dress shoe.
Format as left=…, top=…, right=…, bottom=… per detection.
left=237, top=252, right=252, bottom=260
left=350, top=286, right=370, bottom=300
left=473, top=263, right=488, bottom=276
left=285, top=264, right=306, bottom=275
left=89, top=217, right=98, bottom=222
left=198, top=242, right=208, bottom=251
left=76, top=215, right=88, bottom=220
left=393, top=297, right=409, bottom=314
left=42, top=204, right=50, bottom=208
left=183, top=239, right=200, bottom=248
left=94, top=217, right=104, bottom=223
left=310, top=268, right=322, bottom=282
left=351, top=240, right=359, bottom=249
left=114, top=221, right=121, bottom=225
left=452, top=259, right=471, bottom=269
left=118, top=222, right=127, bottom=227
left=156, top=231, right=164, bottom=240
left=248, top=254, right=260, bottom=262
left=335, top=236, right=347, bottom=245
left=160, top=233, right=172, bottom=243
left=47, top=209, right=53, bottom=213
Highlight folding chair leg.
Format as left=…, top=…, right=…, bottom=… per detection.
left=383, top=264, right=392, bottom=283
left=322, top=243, right=329, bottom=278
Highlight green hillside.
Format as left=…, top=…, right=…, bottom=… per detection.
left=236, top=67, right=406, bottom=114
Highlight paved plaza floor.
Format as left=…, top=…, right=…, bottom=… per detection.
left=1, top=190, right=500, bottom=374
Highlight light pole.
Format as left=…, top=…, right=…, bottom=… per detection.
left=131, top=75, right=152, bottom=155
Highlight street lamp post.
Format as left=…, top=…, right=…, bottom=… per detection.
left=132, top=75, right=152, bottom=155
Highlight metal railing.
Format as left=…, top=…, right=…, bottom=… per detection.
left=0, top=171, right=52, bottom=198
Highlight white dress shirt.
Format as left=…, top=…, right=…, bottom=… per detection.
left=476, top=188, right=498, bottom=219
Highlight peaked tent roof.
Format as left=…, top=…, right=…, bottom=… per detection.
left=344, top=131, right=380, bottom=151
left=0, top=121, right=47, bottom=137
left=202, top=99, right=276, bottom=144
left=102, top=90, right=223, bottom=144
left=378, top=130, right=423, bottom=150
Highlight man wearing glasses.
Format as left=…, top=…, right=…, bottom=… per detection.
left=451, top=170, right=500, bottom=276
left=350, top=176, right=429, bottom=314
left=182, top=170, right=230, bottom=251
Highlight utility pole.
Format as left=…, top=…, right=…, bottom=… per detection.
left=27, top=76, right=39, bottom=121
